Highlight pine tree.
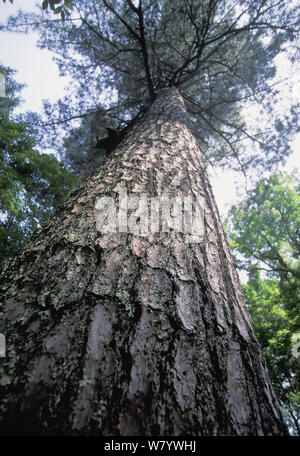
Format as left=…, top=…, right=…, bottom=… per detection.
left=1, top=0, right=299, bottom=435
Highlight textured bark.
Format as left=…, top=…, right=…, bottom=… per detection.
left=0, top=88, right=288, bottom=435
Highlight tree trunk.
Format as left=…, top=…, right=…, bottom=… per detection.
left=0, top=87, right=288, bottom=436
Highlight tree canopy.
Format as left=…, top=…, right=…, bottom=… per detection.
left=0, top=64, right=78, bottom=268
left=3, top=0, right=299, bottom=178
left=228, top=172, right=300, bottom=288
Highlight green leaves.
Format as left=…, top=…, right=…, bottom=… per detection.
left=41, top=0, right=73, bottom=20
left=228, top=172, right=300, bottom=280
left=0, top=64, right=78, bottom=269
left=2, top=0, right=73, bottom=23
left=242, top=270, right=300, bottom=435
left=227, top=172, right=300, bottom=434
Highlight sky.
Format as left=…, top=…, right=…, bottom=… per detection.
left=0, top=0, right=299, bottom=217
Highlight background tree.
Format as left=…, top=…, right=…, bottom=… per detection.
left=0, top=63, right=78, bottom=268
left=226, top=171, right=300, bottom=435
